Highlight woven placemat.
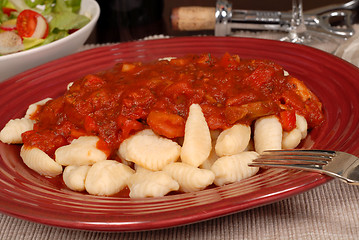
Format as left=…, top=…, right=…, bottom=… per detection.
left=1, top=180, right=358, bottom=239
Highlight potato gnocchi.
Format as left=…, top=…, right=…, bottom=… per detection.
left=20, top=146, right=63, bottom=177
left=215, top=124, right=251, bottom=157
left=63, top=165, right=91, bottom=192
left=85, top=160, right=134, bottom=196
left=180, top=104, right=212, bottom=167
left=163, top=162, right=215, bottom=193
left=0, top=118, right=34, bottom=144
left=127, top=170, right=179, bottom=198
left=0, top=54, right=324, bottom=198
left=55, top=136, right=108, bottom=166
left=25, top=98, right=52, bottom=119
left=118, top=129, right=181, bottom=171
left=254, top=116, right=283, bottom=154
left=211, top=151, right=259, bottom=186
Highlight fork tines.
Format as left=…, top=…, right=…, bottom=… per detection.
left=249, top=149, right=336, bottom=168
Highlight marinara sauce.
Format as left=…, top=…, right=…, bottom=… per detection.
left=22, top=53, right=324, bottom=158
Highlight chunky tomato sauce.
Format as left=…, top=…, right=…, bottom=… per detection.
left=22, top=53, right=324, bottom=158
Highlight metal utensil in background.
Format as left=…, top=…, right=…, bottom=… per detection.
left=171, top=0, right=358, bottom=38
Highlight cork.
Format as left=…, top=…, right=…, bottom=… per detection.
left=171, top=7, right=216, bottom=31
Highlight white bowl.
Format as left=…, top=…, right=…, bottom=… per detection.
left=0, top=0, right=100, bottom=82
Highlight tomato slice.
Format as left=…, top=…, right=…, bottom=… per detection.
left=16, top=9, right=49, bottom=39
left=2, top=7, right=17, bottom=16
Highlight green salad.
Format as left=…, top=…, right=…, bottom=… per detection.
left=0, top=0, right=90, bottom=55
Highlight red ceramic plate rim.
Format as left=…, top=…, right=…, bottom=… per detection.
left=0, top=36, right=358, bottom=232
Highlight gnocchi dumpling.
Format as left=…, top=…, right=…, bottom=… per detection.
left=295, top=114, right=308, bottom=139
left=282, top=128, right=302, bottom=149
left=127, top=170, right=179, bottom=198
left=118, top=129, right=155, bottom=161
left=67, top=82, right=74, bottom=90
left=24, top=98, right=52, bottom=119
left=20, top=146, right=63, bottom=177
left=63, top=165, right=91, bottom=192
left=180, top=104, right=212, bottom=167
left=55, top=136, right=108, bottom=166
left=163, top=162, right=215, bottom=192
left=282, top=114, right=308, bottom=149
left=133, top=164, right=151, bottom=173
left=85, top=160, right=134, bottom=196
left=200, top=144, right=219, bottom=170
left=118, top=129, right=181, bottom=171
left=215, top=123, right=251, bottom=157
left=254, top=115, right=282, bottom=154
left=211, top=151, right=259, bottom=186
left=0, top=118, right=34, bottom=144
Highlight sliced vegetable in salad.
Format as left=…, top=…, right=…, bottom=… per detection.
left=0, top=0, right=90, bottom=55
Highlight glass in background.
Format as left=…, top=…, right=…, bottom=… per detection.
left=280, top=0, right=341, bottom=53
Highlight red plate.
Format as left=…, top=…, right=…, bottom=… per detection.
left=0, top=37, right=358, bottom=231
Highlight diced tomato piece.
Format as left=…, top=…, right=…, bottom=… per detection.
left=225, top=101, right=280, bottom=124
left=218, top=52, right=240, bottom=70
left=117, top=115, right=143, bottom=140
left=245, top=65, right=275, bottom=89
left=84, top=115, right=98, bottom=134
left=82, top=74, right=105, bottom=88
left=279, top=110, right=296, bottom=132
left=147, top=110, right=185, bottom=138
left=164, top=80, right=194, bottom=99
left=224, top=106, right=248, bottom=124
left=197, top=53, right=214, bottom=65
left=121, top=88, right=155, bottom=119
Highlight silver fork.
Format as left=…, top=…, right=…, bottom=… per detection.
left=249, top=150, right=359, bottom=185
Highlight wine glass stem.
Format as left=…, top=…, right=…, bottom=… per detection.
left=289, top=0, right=307, bottom=42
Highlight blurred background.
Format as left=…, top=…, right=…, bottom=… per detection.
left=87, top=0, right=353, bottom=44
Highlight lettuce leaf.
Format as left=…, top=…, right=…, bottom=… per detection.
left=22, top=37, right=44, bottom=49
left=49, top=0, right=89, bottom=31
left=0, top=0, right=8, bottom=8
left=41, top=29, right=69, bottom=45
left=0, top=0, right=10, bottom=23
left=24, top=0, right=44, bottom=8
left=53, top=0, right=81, bottom=13
left=64, top=0, right=81, bottom=13
left=50, top=11, right=90, bottom=32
